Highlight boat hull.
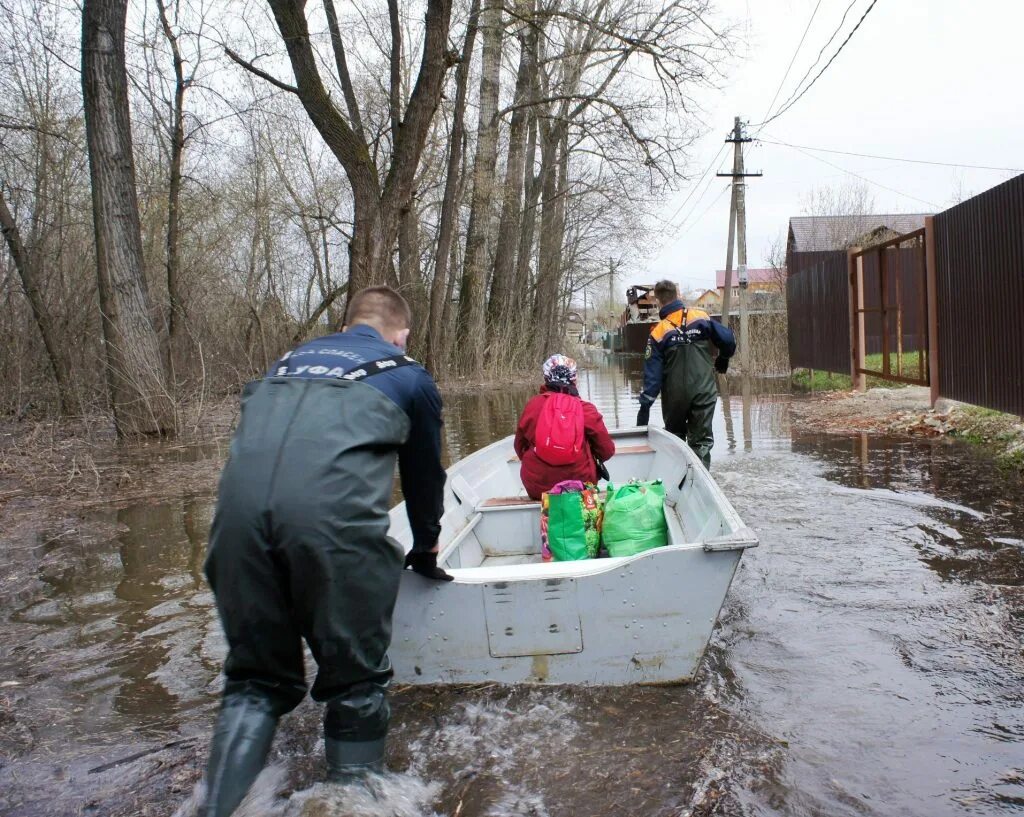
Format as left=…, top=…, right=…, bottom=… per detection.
left=387, top=426, right=756, bottom=686
left=390, top=544, right=742, bottom=685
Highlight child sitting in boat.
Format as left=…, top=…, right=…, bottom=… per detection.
left=514, top=354, right=616, bottom=500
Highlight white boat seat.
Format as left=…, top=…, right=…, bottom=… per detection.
left=478, top=496, right=540, bottom=511
left=506, top=443, right=655, bottom=464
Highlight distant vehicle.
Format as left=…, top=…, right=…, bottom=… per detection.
left=613, top=284, right=659, bottom=354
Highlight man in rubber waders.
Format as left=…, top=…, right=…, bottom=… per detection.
left=201, top=286, right=451, bottom=816
left=635, top=279, right=735, bottom=469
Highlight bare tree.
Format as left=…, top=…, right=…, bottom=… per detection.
left=487, top=0, right=538, bottom=334
left=0, top=189, right=74, bottom=412
left=82, top=0, right=172, bottom=435
left=455, top=0, right=503, bottom=374
left=426, top=0, right=480, bottom=371
left=229, top=0, right=455, bottom=298
left=800, top=181, right=877, bottom=248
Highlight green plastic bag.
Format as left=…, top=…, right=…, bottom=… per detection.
left=545, top=489, right=601, bottom=561
left=602, top=480, right=668, bottom=557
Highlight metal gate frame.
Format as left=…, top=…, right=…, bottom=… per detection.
left=847, top=221, right=940, bottom=404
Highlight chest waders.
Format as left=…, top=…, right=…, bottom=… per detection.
left=660, top=313, right=719, bottom=470
left=202, top=359, right=416, bottom=815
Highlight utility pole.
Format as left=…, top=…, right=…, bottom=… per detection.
left=608, top=257, right=616, bottom=322
left=718, top=117, right=761, bottom=373
left=582, top=283, right=587, bottom=342
left=608, top=257, right=617, bottom=347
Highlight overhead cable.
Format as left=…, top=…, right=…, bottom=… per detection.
left=782, top=140, right=941, bottom=208
left=763, top=0, right=860, bottom=131
left=752, top=0, right=881, bottom=129
left=756, top=0, right=824, bottom=134
left=666, top=142, right=728, bottom=228
left=760, top=136, right=1024, bottom=173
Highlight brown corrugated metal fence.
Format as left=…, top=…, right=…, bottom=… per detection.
left=934, top=173, right=1024, bottom=416
left=786, top=250, right=849, bottom=373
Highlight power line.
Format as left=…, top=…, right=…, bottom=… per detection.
left=676, top=165, right=726, bottom=232
left=760, top=135, right=1024, bottom=173
left=782, top=140, right=941, bottom=208
left=679, top=183, right=730, bottom=237
left=752, top=0, right=881, bottom=129
left=767, top=0, right=859, bottom=127
left=757, top=0, right=824, bottom=133
left=665, top=142, right=727, bottom=227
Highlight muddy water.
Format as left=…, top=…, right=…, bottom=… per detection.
left=2, top=354, right=1023, bottom=817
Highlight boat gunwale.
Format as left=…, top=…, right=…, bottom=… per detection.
left=389, top=424, right=758, bottom=579
left=441, top=537, right=755, bottom=584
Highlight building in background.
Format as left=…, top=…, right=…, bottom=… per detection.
left=786, top=214, right=930, bottom=279
left=715, top=268, right=779, bottom=302
left=693, top=288, right=722, bottom=313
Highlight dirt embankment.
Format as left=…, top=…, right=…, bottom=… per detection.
left=790, top=386, right=1024, bottom=472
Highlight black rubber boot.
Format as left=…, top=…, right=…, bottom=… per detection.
left=324, top=683, right=389, bottom=784
left=204, top=694, right=278, bottom=817
left=325, top=735, right=387, bottom=783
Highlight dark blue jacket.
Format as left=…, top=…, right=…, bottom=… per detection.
left=640, top=299, right=736, bottom=404
left=267, top=324, right=445, bottom=552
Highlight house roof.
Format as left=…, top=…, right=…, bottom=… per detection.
left=788, top=213, right=930, bottom=253
left=715, top=268, right=775, bottom=288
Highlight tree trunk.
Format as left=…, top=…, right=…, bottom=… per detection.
left=82, top=0, right=172, bottom=436
left=399, top=203, right=429, bottom=354
left=0, top=191, right=75, bottom=414
left=455, top=0, right=502, bottom=374
left=426, top=0, right=480, bottom=372
left=513, top=109, right=541, bottom=306
left=532, top=127, right=568, bottom=358
left=156, top=0, right=186, bottom=369
left=487, top=0, right=536, bottom=331
left=266, top=0, right=453, bottom=306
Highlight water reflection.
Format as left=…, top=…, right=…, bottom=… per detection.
left=2, top=355, right=1023, bottom=817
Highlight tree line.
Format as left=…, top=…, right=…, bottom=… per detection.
left=0, top=0, right=729, bottom=435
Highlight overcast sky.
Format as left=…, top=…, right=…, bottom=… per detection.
left=641, top=0, right=1024, bottom=293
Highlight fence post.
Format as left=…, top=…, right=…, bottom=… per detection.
left=924, top=216, right=940, bottom=408
left=848, top=247, right=866, bottom=391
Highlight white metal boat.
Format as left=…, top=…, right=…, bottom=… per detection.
left=388, top=426, right=757, bottom=685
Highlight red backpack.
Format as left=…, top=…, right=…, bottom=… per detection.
left=534, top=392, right=585, bottom=466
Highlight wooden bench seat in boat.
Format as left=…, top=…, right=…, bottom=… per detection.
left=505, top=443, right=655, bottom=464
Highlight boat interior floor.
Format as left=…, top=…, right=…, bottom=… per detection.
left=479, top=553, right=541, bottom=567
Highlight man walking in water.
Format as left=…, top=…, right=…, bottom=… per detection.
left=636, top=279, right=735, bottom=469
left=202, top=286, right=451, bottom=816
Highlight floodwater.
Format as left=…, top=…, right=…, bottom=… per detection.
left=2, top=354, right=1023, bottom=817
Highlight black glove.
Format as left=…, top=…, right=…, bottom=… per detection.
left=636, top=404, right=651, bottom=426
left=714, top=356, right=729, bottom=374
left=404, top=550, right=453, bottom=581
left=595, top=459, right=610, bottom=482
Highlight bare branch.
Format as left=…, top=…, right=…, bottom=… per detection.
left=224, top=47, right=298, bottom=95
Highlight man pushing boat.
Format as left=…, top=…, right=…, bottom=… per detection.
left=200, top=286, right=450, bottom=816
left=636, top=279, right=735, bottom=469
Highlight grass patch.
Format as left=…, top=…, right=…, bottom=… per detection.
left=792, top=351, right=927, bottom=392
left=791, top=366, right=913, bottom=392
left=948, top=405, right=1024, bottom=474
left=792, top=369, right=852, bottom=391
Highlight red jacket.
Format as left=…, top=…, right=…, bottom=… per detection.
left=514, top=387, right=616, bottom=500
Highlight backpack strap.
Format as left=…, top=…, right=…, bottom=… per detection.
left=339, top=354, right=419, bottom=381
left=663, top=308, right=688, bottom=342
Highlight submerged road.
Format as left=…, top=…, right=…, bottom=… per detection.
left=1, top=354, right=1021, bottom=816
